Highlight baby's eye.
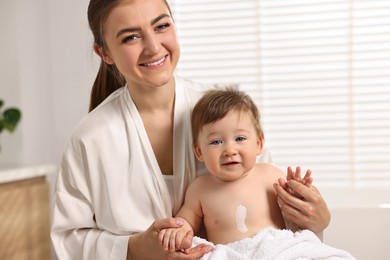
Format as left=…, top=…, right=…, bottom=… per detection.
left=155, top=23, right=171, bottom=32
left=122, top=34, right=140, bottom=43
left=236, top=136, right=247, bottom=142
left=210, top=140, right=222, bottom=145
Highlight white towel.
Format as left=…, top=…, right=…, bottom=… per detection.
left=192, top=227, right=355, bottom=260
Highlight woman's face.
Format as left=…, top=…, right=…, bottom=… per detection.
left=102, top=0, right=180, bottom=89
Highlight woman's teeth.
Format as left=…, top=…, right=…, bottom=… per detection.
left=143, top=56, right=165, bottom=67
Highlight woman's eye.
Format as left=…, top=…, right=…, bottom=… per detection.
left=155, top=23, right=171, bottom=31
left=122, top=34, right=139, bottom=43
left=236, top=136, right=246, bottom=142
left=210, top=140, right=222, bottom=145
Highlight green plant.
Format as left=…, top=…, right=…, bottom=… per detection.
left=0, top=99, right=22, bottom=134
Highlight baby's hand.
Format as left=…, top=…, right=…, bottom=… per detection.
left=280, top=166, right=313, bottom=199
left=287, top=166, right=312, bottom=187
left=158, top=224, right=193, bottom=252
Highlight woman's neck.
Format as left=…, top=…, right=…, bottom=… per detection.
left=127, top=77, right=176, bottom=176
left=127, top=78, right=176, bottom=113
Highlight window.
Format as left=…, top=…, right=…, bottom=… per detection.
left=170, top=0, right=390, bottom=188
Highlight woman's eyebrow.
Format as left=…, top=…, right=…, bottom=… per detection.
left=151, top=14, right=170, bottom=25
left=116, top=27, right=138, bottom=38
left=115, top=14, right=171, bottom=38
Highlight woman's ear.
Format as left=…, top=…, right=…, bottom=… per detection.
left=193, top=143, right=204, bottom=162
left=93, top=43, right=114, bottom=65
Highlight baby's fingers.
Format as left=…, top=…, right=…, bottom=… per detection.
left=293, top=166, right=302, bottom=181
left=287, top=166, right=294, bottom=180
left=181, top=230, right=194, bottom=249
left=168, top=230, right=177, bottom=252
left=160, top=229, right=174, bottom=251
left=287, top=166, right=303, bottom=182
left=158, top=229, right=166, bottom=246
left=175, top=230, right=188, bottom=249
left=302, top=169, right=313, bottom=186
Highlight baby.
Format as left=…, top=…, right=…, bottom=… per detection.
left=159, top=87, right=354, bottom=259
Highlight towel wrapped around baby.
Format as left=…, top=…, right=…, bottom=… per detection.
left=192, top=227, right=355, bottom=260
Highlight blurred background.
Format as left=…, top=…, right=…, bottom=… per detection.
left=1, top=0, right=389, bottom=259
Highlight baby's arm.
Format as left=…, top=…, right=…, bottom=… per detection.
left=158, top=178, right=205, bottom=253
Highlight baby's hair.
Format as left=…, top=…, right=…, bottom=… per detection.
left=191, top=86, right=264, bottom=144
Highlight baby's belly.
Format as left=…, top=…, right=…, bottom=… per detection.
left=205, top=216, right=277, bottom=245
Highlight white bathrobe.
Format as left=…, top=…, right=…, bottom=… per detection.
left=51, top=77, right=205, bottom=259
left=51, top=77, right=272, bottom=260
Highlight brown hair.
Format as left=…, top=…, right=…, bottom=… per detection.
left=191, top=86, right=264, bottom=144
left=87, top=0, right=173, bottom=112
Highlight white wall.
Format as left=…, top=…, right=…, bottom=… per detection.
left=47, top=0, right=99, bottom=165
left=0, top=1, right=23, bottom=164
left=0, top=2, right=97, bottom=259
left=0, top=0, right=97, bottom=167
left=322, top=189, right=390, bottom=260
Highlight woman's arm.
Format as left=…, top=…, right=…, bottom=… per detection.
left=52, top=151, right=211, bottom=260
left=259, top=149, right=330, bottom=234
left=51, top=145, right=131, bottom=260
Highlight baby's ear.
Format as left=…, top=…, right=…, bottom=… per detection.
left=93, top=43, right=114, bottom=64
left=256, top=136, right=264, bottom=155
left=193, top=143, right=204, bottom=161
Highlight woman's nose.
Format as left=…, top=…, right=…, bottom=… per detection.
left=143, top=34, right=161, bottom=56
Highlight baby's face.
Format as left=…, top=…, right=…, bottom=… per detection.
left=194, top=109, right=262, bottom=182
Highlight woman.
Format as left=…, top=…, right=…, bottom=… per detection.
left=51, top=0, right=330, bottom=259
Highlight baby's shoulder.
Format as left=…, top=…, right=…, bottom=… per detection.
left=185, top=174, right=214, bottom=198
left=191, top=174, right=213, bottom=186
left=254, top=163, right=285, bottom=180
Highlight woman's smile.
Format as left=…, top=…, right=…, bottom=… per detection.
left=140, top=54, right=168, bottom=68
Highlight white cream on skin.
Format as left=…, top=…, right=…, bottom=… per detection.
left=236, top=204, right=248, bottom=233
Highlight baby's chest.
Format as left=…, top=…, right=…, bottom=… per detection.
left=201, top=188, right=270, bottom=227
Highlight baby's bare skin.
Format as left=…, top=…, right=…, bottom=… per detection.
left=159, top=163, right=286, bottom=250
left=196, top=163, right=285, bottom=244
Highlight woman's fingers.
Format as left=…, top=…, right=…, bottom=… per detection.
left=169, top=244, right=213, bottom=259
left=159, top=245, right=212, bottom=260
left=276, top=196, right=305, bottom=223
left=285, top=180, right=320, bottom=202
left=154, top=217, right=184, bottom=232
left=274, top=181, right=306, bottom=208
left=275, top=180, right=330, bottom=233
left=302, top=169, right=312, bottom=186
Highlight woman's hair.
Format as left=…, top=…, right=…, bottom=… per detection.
left=191, top=86, right=264, bottom=144
left=87, top=0, right=173, bottom=112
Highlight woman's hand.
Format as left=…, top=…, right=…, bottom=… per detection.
left=127, top=218, right=212, bottom=260
left=274, top=167, right=331, bottom=234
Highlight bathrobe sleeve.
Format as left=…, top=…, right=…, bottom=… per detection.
left=51, top=87, right=172, bottom=260
left=52, top=137, right=130, bottom=260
